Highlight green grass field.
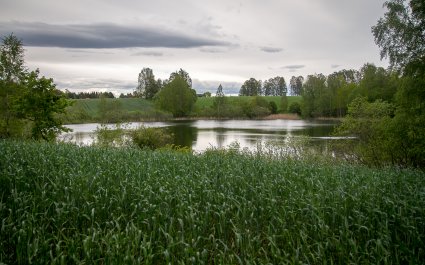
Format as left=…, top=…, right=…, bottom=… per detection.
left=1, top=140, right=424, bottom=264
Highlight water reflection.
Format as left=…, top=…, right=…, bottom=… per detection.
left=59, top=119, right=339, bottom=152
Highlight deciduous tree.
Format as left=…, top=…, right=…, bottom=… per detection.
left=137, top=67, right=160, bottom=99
left=239, top=78, right=262, bottom=96
left=263, top=76, right=287, bottom=96
left=156, top=75, right=197, bottom=117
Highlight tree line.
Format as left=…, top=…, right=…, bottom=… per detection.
left=64, top=90, right=115, bottom=99
left=297, top=64, right=397, bottom=118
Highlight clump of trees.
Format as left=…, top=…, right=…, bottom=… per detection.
left=65, top=90, right=115, bottom=99
left=155, top=69, right=197, bottom=117
left=239, top=76, right=287, bottom=96
left=0, top=34, right=69, bottom=140
left=335, top=0, right=425, bottom=168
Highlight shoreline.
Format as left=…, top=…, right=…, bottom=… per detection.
left=63, top=114, right=305, bottom=125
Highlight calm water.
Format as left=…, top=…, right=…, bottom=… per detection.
left=59, top=119, right=340, bottom=152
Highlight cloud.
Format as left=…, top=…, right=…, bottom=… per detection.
left=260, top=46, right=283, bottom=53
left=132, top=51, right=164, bottom=57
left=280, top=64, right=306, bottom=72
left=55, top=78, right=136, bottom=95
left=0, top=21, right=230, bottom=49
left=331, top=64, right=341, bottom=69
left=281, top=64, right=305, bottom=70
left=199, top=48, right=226, bottom=54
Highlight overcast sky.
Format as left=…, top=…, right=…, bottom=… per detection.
left=0, top=0, right=388, bottom=95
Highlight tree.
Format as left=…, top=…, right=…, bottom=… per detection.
left=239, top=78, right=262, bottom=96
left=156, top=75, right=197, bottom=117
left=289, top=76, right=304, bottom=96
left=169, top=68, right=192, bottom=88
left=0, top=34, right=69, bottom=140
left=263, top=76, right=287, bottom=96
left=0, top=34, right=26, bottom=83
left=137, top=67, right=160, bottom=99
left=335, top=97, right=395, bottom=166
left=213, top=84, right=227, bottom=116
left=372, top=0, right=425, bottom=167
left=17, top=70, right=70, bottom=140
left=0, top=34, right=27, bottom=137
left=358, top=63, right=398, bottom=102
left=372, top=0, right=425, bottom=71
left=301, top=74, right=326, bottom=117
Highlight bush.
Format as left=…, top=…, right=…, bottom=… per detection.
left=288, top=102, right=301, bottom=115
left=280, top=95, right=288, bottom=113
left=268, top=101, right=278, bottom=114
left=130, top=126, right=173, bottom=150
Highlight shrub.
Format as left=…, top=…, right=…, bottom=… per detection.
left=130, top=126, right=173, bottom=150
left=288, top=102, right=302, bottom=115
left=268, top=101, right=278, bottom=114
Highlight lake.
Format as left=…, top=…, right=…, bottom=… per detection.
left=59, top=119, right=340, bottom=153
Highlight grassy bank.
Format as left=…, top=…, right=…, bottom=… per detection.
left=1, top=141, right=424, bottom=264
left=62, top=96, right=302, bottom=124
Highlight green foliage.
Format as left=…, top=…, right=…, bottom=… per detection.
left=288, top=101, right=302, bottom=115
left=212, top=84, right=227, bottom=117
left=358, top=63, right=398, bottom=102
left=137, top=67, right=161, bottom=99
left=94, top=124, right=128, bottom=147
left=130, top=126, right=173, bottom=150
left=1, top=140, right=425, bottom=263
left=289, top=76, right=304, bottom=96
left=156, top=75, right=197, bottom=117
left=0, top=34, right=69, bottom=140
left=334, top=97, right=408, bottom=167
left=239, top=78, right=262, bottom=96
left=97, top=96, right=124, bottom=123
left=263, top=76, right=287, bottom=96
left=279, top=95, right=288, bottom=113
left=268, top=100, right=278, bottom=114
left=372, top=0, right=425, bottom=71
left=169, top=68, right=192, bottom=88
left=17, top=70, right=70, bottom=140
left=62, top=98, right=172, bottom=123
left=241, top=97, right=271, bottom=118
left=301, top=74, right=327, bottom=117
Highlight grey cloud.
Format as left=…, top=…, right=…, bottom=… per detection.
left=261, top=46, right=283, bottom=53
left=132, top=51, right=164, bottom=57
left=0, top=21, right=229, bottom=49
left=281, top=64, right=305, bottom=70
left=331, top=64, right=341, bottom=69
left=199, top=48, right=226, bottom=54
left=56, top=78, right=136, bottom=95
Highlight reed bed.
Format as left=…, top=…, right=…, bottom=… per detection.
left=1, top=141, right=424, bottom=264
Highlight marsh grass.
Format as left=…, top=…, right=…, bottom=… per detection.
left=1, top=140, right=424, bottom=264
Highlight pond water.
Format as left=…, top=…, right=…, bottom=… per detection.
left=59, top=119, right=340, bottom=153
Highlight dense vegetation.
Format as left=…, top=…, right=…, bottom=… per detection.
left=1, top=141, right=424, bottom=264
left=0, top=35, right=69, bottom=140
left=61, top=96, right=302, bottom=123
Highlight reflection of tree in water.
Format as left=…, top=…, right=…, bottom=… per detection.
left=215, top=128, right=226, bottom=148
left=292, top=124, right=336, bottom=137
left=167, top=124, right=198, bottom=148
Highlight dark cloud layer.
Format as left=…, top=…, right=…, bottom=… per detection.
left=281, top=65, right=305, bottom=70
left=0, top=21, right=229, bottom=49
left=260, top=46, right=283, bottom=53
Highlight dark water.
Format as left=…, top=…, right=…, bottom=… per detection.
left=60, top=119, right=339, bottom=152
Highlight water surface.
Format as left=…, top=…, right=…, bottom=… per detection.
left=60, top=119, right=339, bottom=152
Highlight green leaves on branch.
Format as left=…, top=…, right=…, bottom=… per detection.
left=155, top=75, right=197, bottom=117
left=0, top=33, right=69, bottom=140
